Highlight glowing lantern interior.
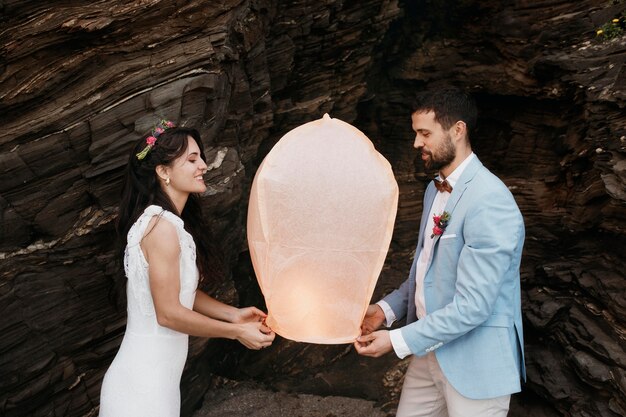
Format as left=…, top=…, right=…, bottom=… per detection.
left=247, top=114, right=398, bottom=344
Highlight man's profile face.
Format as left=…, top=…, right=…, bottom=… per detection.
left=411, top=111, right=456, bottom=171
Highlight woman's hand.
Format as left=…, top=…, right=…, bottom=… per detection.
left=235, top=321, right=275, bottom=350
left=231, top=306, right=267, bottom=324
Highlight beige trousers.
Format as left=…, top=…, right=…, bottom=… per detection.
left=396, top=353, right=510, bottom=417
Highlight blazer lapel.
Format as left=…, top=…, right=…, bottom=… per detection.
left=426, top=157, right=484, bottom=271
left=409, top=183, right=437, bottom=289
left=442, top=156, right=483, bottom=215
left=417, top=184, right=438, bottom=251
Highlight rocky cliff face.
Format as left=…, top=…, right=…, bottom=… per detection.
left=1, top=1, right=624, bottom=417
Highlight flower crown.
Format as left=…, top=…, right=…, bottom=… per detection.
left=136, top=119, right=176, bottom=160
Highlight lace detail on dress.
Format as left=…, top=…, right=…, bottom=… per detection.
left=124, top=205, right=198, bottom=317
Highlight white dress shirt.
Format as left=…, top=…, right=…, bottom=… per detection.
left=378, top=153, right=476, bottom=358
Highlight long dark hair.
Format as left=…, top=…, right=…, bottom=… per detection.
left=116, top=126, right=222, bottom=284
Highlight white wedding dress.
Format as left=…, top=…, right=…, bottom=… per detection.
left=100, top=205, right=198, bottom=417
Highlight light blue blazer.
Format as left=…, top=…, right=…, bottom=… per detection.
left=382, top=156, right=526, bottom=400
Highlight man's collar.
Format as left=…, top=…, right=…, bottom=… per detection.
left=438, top=152, right=476, bottom=188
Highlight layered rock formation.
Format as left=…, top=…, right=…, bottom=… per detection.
left=0, top=1, right=400, bottom=416
left=0, top=1, right=624, bottom=417
left=211, top=1, right=626, bottom=416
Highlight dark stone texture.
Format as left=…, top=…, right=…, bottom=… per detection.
left=0, top=1, right=624, bottom=417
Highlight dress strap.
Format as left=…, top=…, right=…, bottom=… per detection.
left=127, top=205, right=185, bottom=244
left=136, top=206, right=195, bottom=253
left=149, top=207, right=185, bottom=231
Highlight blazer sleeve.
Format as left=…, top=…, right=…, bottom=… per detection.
left=399, top=180, right=524, bottom=356
left=380, top=270, right=412, bottom=321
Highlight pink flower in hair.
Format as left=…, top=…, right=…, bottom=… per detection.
left=136, top=120, right=175, bottom=161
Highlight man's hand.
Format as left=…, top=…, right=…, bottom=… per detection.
left=354, top=330, right=393, bottom=357
left=361, top=304, right=386, bottom=335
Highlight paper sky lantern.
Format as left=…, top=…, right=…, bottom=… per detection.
left=247, top=114, right=398, bottom=344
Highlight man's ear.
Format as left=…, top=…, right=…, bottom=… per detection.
left=453, top=120, right=467, bottom=142
left=155, top=165, right=169, bottom=182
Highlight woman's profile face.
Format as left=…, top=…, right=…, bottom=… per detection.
left=163, top=136, right=208, bottom=195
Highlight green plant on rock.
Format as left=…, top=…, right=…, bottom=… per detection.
left=596, top=16, right=625, bottom=40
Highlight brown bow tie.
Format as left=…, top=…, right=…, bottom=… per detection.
left=434, top=179, right=453, bottom=193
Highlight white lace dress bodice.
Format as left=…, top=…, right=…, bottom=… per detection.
left=99, top=205, right=199, bottom=417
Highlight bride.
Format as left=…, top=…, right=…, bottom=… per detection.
left=99, top=121, right=275, bottom=417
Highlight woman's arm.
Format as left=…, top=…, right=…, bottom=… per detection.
left=193, top=291, right=267, bottom=324
left=193, top=291, right=238, bottom=322
left=142, top=218, right=274, bottom=349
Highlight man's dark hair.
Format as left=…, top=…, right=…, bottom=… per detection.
left=412, top=86, right=477, bottom=138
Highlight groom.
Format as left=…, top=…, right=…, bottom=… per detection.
left=355, top=87, right=525, bottom=417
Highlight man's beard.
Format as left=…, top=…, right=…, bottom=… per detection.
left=422, top=133, right=456, bottom=171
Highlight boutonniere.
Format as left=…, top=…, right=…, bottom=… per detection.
left=431, top=211, right=450, bottom=238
